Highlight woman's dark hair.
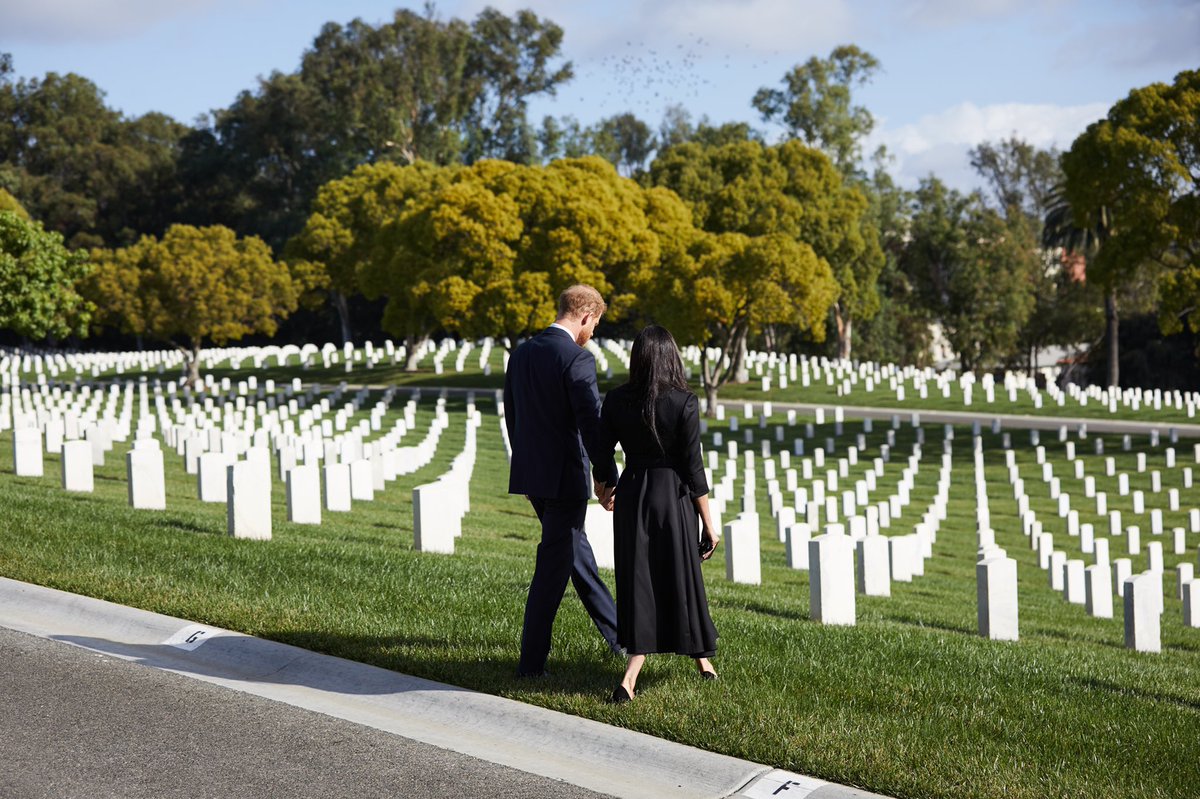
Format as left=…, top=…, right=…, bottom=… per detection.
left=627, top=325, right=689, bottom=452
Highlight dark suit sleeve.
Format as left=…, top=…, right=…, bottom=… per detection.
left=502, top=354, right=516, bottom=446
left=565, top=349, right=618, bottom=486
left=680, top=392, right=709, bottom=497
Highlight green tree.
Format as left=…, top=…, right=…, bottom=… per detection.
left=1061, top=69, right=1199, bottom=368
left=969, top=136, right=1062, bottom=219
left=369, top=156, right=661, bottom=352
left=633, top=228, right=839, bottom=414
left=463, top=7, right=573, bottom=163
left=0, top=69, right=189, bottom=248
left=0, top=187, right=29, bottom=219
left=649, top=138, right=881, bottom=362
left=1042, top=186, right=1120, bottom=385
left=179, top=7, right=572, bottom=252
left=0, top=210, right=92, bottom=340
left=752, top=44, right=880, bottom=177
left=86, top=225, right=302, bottom=385
left=286, top=160, right=450, bottom=349
left=968, top=138, right=1102, bottom=374
left=852, top=158, right=932, bottom=366
left=901, top=179, right=1038, bottom=372
left=592, top=112, right=656, bottom=177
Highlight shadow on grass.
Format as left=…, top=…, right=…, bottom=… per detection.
left=160, top=518, right=223, bottom=537
left=262, top=630, right=628, bottom=701
left=1069, top=674, right=1200, bottom=712
left=881, top=613, right=974, bottom=636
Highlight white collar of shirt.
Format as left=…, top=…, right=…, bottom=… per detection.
left=549, top=322, right=574, bottom=338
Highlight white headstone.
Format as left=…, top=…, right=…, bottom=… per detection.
left=1085, top=564, right=1113, bottom=619
left=1123, top=573, right=1161, bottom=653
left=725, top=513, right=762, bottom=585
left=785, top=523, right=811, bottom=570
left=13, top=427, right=44, bottom=477
left=227, top=460, right=272, bottom=540
left=126, top=447, right=166, bottom=510
left=977, top=556, right=1018, bottom=641
left=412, top=481, right=457, bottom=554
left=809, top=531, right=855, bottom=625
left=323, top=462, right=352, bottom=512
left=856, top=536, right=891, bottom=597
left=585, top=501, right=614, bottom=570
left=61, top=439, right=94, bottom=492
left=286, top=463, right=322, bottom=525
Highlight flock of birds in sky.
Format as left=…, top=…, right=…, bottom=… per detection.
left=564, top=33, right=786, bottom=122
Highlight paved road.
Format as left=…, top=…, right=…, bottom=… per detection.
left=357, top=385, right=1200, bottom=437
left=0, top=627, right=612, bottom=799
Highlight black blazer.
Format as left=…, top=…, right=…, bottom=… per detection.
left=504, top=327, right=618, bottom=500
left=601, top=384, right=709, bottom=499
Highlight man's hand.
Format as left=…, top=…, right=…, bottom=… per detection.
left=594, top=479, right=615, bottom=511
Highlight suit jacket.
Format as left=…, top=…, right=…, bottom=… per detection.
left=504, top=327, right=618, bottom=500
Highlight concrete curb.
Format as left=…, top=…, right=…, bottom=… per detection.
left=0, top=577, right=890, bottom=799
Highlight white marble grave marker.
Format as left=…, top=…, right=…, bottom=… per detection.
left=286, top=463, right=321, bottom=525
left=1085, top=564, right=1113, bottom=619
left=856, top=536, right=891, bottom=597
left=977, top=556, right=1018, bottom=641
left=227, top=460, right=272, bottom=540
left=61, top=439, right=94, bottom=492
left=1123, top=573, right=1161, bottom=653
left=126, top=447, right=166, bottom=510
left=809, top=530, right=855, bottom=625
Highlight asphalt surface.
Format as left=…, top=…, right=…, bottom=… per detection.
left=0, top=626, right=612, bottom=799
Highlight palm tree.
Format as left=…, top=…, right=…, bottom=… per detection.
left=1042, top=185, right=1117, bottom=386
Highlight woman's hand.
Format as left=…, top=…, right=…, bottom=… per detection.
left=700, top=526, right=719, bottom=561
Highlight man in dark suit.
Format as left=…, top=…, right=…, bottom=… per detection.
left=503, top=284, right=622, bottom=677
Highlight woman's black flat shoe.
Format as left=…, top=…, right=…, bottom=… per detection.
left=608, top=685, right=634, bottom=704
left=700, top=670, right=718, bottom=681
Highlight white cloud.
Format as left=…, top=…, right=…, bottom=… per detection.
left=868, top=100, right=1110, bottom=192
left=0, top=0, right=222, bottom=43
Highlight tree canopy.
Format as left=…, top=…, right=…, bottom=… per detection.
left=86, top=225, right=303, bottom=384
left=0, top=70, right=188, bottom=249
left=649, top=138, right=881, bottom=360
left=0, top=210, right=92, bottom=339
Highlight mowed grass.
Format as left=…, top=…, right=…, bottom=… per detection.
left=0, top=394, right=1198, bottom=798
left=49, top=340, right=1200, bottom=425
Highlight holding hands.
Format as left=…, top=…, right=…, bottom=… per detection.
left=594, top=479, right=616, bottom=511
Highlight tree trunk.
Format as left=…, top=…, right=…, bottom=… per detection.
left=700, top=348, right=722, bottom=418
left=332, top=291, right=353, bottom=346
left=732, top=329, right=750, bottom=384
left=1105, top=289, right=1119, bottom=388
left=703, top=383, right=719, bottom=417
left=404, top=334, right=429, bottom=372
left=834, top=305, right=852, bottom=361
left=186, top=339, right=202, bottom=387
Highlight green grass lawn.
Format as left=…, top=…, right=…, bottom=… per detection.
left=1, top=391, right=1198, bottom=798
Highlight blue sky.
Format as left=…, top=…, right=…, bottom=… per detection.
left=2, top=0, right=1196, bottom=192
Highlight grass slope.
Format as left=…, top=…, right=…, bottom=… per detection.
left=0, top=395, right=1198, bottom=798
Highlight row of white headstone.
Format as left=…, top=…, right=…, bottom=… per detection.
left=575, top=333, right=1199, bottom=419
left=997, top=442, right=1200, bottom=652
left=7, top=377, right=476, bottom=544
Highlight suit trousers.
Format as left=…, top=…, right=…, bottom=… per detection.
left=518, top=497, right=619, bottom=674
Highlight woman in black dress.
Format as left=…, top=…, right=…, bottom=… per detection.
left=600, top=325, right=720, bottom=703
